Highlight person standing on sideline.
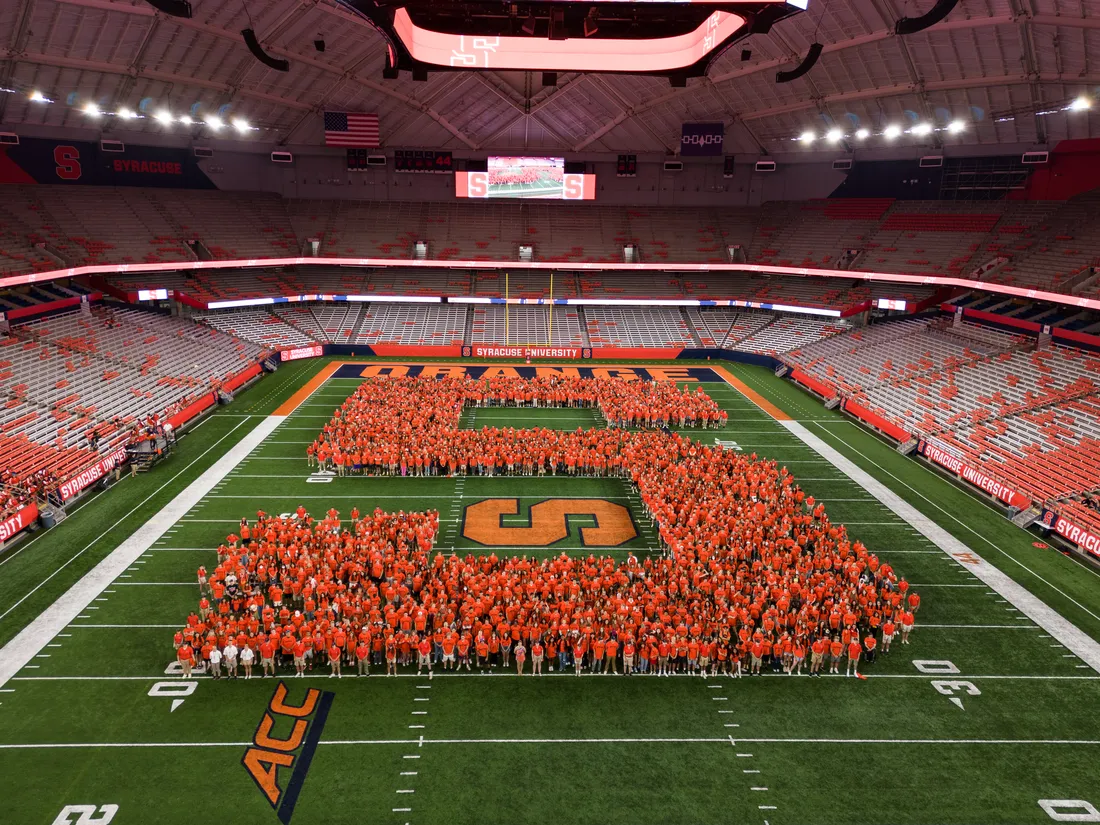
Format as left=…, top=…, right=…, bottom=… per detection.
left=208, top=645, right=222, bottom=680
left=531, top=640, right=544, bottom=676
left=260, top=638, right=275, bottom=677
left=329, top=643, right=342, bottom=678
left=223, top=641, right=239, bottom=680
left=514, top=641, right=527, bottom=676
left=356, top=639, right=370, bottom=676
left=846, top=638, right=862, bottom=678
left=240, top=644, right=254, bottom=679
left=177, top=641, right=194, bottom=678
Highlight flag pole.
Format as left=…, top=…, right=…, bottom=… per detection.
left=548, top=271, right=553, bottom=347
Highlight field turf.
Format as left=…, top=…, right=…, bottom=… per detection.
left=1, top=357, right=1098, bottom=825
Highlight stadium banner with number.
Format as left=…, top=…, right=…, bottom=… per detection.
left=1039, top=509, right=1100, bottom=558
left=680, top=122, right=725, bottom=156
left=917, top=439, right=1031, bottom=509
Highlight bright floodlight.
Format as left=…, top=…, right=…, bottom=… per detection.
left=154, top=109, right=173, bottom=124
left=82, top=102, right=100, bottom=117
left=231, top=117, right=251, bottom=133
left=855, top=128, right=870, bottom=139
left=947, top=119, right=966, bottom=134
left=206, top=115, right=224, bottom=130
left=912, top=122, right=933, bottom=136
left=29, top=90, right=49, bottom=103
left=826, top=128, right=843, bottom=142
left=1069, top=96, right=1091, bottom=111
left=799, top=130, right=815, bottom=144
left=883, top=124, right=902, bottom=139
left=117, top=108, right=137, bottom=120
left=179, top=114, right=193, bottom=125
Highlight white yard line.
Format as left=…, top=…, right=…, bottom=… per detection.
left=1, top=736, right=1098, bottom=750
left=777, top=420, right=1100, bottom=673
left=0, top=416, right=283, bottom=689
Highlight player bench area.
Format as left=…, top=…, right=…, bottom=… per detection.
left=0, top=360, right=1098, bottom=825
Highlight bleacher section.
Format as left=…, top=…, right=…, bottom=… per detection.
left=353, top=304, right=467, bottom=346
left=784, top=316, right=1100, bottom=507
left=4, top=188, right=1100, bottom=301
left=0, top=304, right=266, bottom=514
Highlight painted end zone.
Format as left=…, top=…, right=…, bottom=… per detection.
left=330, top=362, right=723, bottom=382
left=710, top=365, right=791, bottom=421
left=274, top=361, right=344, bottom=416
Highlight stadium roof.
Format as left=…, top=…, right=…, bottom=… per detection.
left=0, top=0, right=1098, bottom=154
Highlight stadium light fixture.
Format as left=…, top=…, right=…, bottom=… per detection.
left=232, top=117, right=251, bottom=133
left=206, top=115, right=224, bottom=130
left=854, top=128, right=870, bottom=140
left=826, top=128, right=843, bottom=142
left=179, top=114, right=193, bottom=125
left=1069, top=95, right=1091, bottom=111
left=911, top=122, right=933, bottom=136
left=883, top=124, right=902, bottom=139
left=82, top=102, right=101, bottom=117
left=799, top=130, right=816, bottom=144
left=117, top=107, right=137, bottom=120
left=29, top=90, right=50, bottom=103
left=154, top=109, right=174, bottom=124
left=947, top=119, right=966, bottom=134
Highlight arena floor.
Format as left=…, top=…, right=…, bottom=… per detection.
left=1, top=357, right=1098, bottom=825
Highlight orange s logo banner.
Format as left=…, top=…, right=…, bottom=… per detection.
left=462, top=498, right=638, bottom=547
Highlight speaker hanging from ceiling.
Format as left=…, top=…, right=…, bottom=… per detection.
left=242, top=28, right=290, bottom=72
left=143, top=0, right=191, bottom=17
left=775, top=42, right=823, bottom=84
left=895, top=0, right=959, bottom=35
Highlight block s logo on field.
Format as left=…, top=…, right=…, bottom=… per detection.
left=462, top=498, right=638, bottom=547
left=242, top=682, right=335, bottom=824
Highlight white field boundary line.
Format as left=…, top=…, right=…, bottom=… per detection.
left=1, top=736, right=1098, bottom=750
left=0, top=416, right=282, bottom=688
left=12, top=673, right=1099, bottom=682
left=775, top=420, right=1100, bottom=672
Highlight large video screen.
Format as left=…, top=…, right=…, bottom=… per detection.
left=456, top=157, right=596, bottom=200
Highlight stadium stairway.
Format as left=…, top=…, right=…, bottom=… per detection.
left=681, top=308, right=703, bottom=347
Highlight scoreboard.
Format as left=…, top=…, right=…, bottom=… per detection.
left=394, top=150, right=453, bottom=173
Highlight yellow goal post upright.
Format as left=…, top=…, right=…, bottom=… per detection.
left=504, top=271, right=509, bottom=347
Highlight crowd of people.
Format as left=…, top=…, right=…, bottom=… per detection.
left=174, top=375, right=919, bottom=680
left=306, top=376, right=727, bottom=477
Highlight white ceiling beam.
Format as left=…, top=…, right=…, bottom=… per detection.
left=740, top=72, right=1100, bottom=121
left=576, top=14, right=1018, bottom=149
left=3, top=50, right=315, bottom=111
left=49, top=0, right=479, bottom=148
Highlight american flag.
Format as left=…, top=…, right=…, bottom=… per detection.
left=323, top=111, right=379, bottom=147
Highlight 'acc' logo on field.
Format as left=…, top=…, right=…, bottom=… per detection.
left=462, top=498, right=638, bottom=547
left=242, top=682, right=335, bottom=824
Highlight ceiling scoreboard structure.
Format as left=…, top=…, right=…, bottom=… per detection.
left=337, top=0, right=807, bottom=83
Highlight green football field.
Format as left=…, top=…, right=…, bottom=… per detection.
left=1, top=356, right=1099, bottom=825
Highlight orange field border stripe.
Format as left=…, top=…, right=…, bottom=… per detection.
left=711, top=365, right=791, bottom=421
left=274, top=361, right=343, bottom=416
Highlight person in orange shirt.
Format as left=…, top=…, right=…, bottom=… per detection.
left=260, top=639, right=275, bottom=677
left=810, top=637, right=826, bottom=677
left=475, top=636, right=489, bottom=671
left=592, top=637, right=606, bottom=674
left=177, top=642, right=194, bottom=679
left=900, top=610, right=914, bottom=645
left=385, top=637, right=397, bottom=677
left=293, top=639, right=307, bottom=678
left=531, top=640, right=544, bottom=676
left=441, top=634, right=457, bottom=671
left=750, top=640, right=764, bottom=675
left=791, top=640, right=805, bottom=676
left=328, top=643, right=342, bottom=678
left=829, top=637, right=844, bottom=674
left=622, top=640, right=635, bottom=676
left=417, top=635, right=433, bottom=679
left=863, top=633, right=877, bottom=665
left=846, top=639, right=862, bottom=678
left=657, top=638, right=670, bottom=677
left=356, top=640, right=370, bottom=676
left=881, top=619, right=896, bottom=654
left=605, top=637, right=619, bottom=675
left=514, top=641, right=527, bottom=676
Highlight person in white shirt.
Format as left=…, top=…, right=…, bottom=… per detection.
left=240, top=645, right=254, bottom=680
left=208, top=646, right=223, bottom=680
left=223, top=643, right=238, bottom=679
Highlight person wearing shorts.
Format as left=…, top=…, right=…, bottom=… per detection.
left=260, top=640, right=275, bottom=677
left=531, top=641, right=544, bottom=676
left=750, top=641, right=764, bottom=676
left=356, top=642, right=370, bottom=676
left=328, top=644, right=342, bottom=679
left=846, top=640, right=862, bottom=678
left=417, top=636, right=433, bottom=679
left=240, top=645, right=254, bottom=679
left=514, top=642, right=527, bottom=676
left=881, top=620, right=896, bottom=654
left=293, top=640, right=307, bottom=678
left=622, top=641, right=634, bottom=676
left=386, top=639, right=397, bottom=677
